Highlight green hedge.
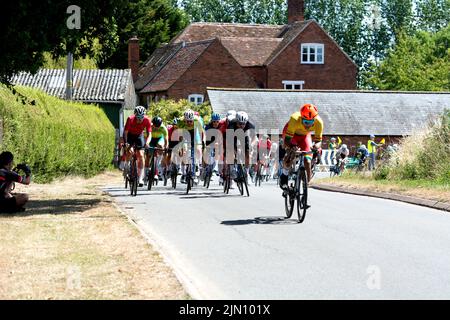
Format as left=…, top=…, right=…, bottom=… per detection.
left=0, top=85, right=115, bottom=182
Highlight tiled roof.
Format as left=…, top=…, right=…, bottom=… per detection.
left=10, top=69, right=133, bottom=102
left=171, top=22, right=283, bottom=43
left=141, top=40, right=214, bottom=93
left=207, top=88, right=450, bottom=136
left=135, top=44, right=183, bottom=91
left=219, top=37, right=282, bottom=66
left=264, top=21, right=310, bottom=65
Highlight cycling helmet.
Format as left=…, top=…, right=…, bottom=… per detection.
left=211, top=112, right=221, bottom=121
left=331, top=137, right=336, bottom=142
left=134, top=105, right=146, bottom=119
left=172, top=118, right=178, bottom=125
left=152, top=116, right=162, bottom=127
left=341, top=144, right=348, bottom=150
left=300, top=103, right=318, bottom=120
left=184, top=109, right=195, bottom=121
left=226, top=110, right=236, bottom=122
left=236, top=111, right=249, bottom=124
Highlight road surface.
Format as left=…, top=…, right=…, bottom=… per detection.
left=104, top=175, right=450, bottom=299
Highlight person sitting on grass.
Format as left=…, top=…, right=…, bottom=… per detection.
left=0, top=151, right=31, bottom=213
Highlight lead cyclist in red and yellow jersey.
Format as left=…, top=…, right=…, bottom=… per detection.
left=279, top=103, right=324, bottom=189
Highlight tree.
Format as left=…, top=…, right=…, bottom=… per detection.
left=180, top=0, right=287, bottom=24
left=99, top=0, right=189, bottom=69
left=366, top=26, right=450, bottom=91
left=416, top=0, right=450, bottom=32
left=0, top=1, right=124, bottom=83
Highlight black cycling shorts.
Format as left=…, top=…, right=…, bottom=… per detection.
left=127, top=133, right=145, bottom=150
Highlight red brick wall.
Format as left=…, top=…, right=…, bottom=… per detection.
left=168, top=40, right=257, bottom=100
left=243, top=66, right=267, bottom=88
left=267, top=22, right=357, bottom=90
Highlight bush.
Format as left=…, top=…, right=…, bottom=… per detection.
left=0, top=85, right=115, bottom=182
left=376, top=109, right=450, bottom=184
left=147, top=99, right=212, bottom=124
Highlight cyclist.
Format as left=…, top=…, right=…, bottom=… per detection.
left=203, top=112, right=222, bottom=179
left=254, top=134, right=272, bottom=181
left=335, top=144, right=349, bottom=173
left=176, top=109, right=206, bottom=184
left=146, top=116, right=169, bottom=182
left=226, top=111, right=257, bottom=179
left=355, top=142, right=369, bottom=169
left=279, top=103, right=323, bottom=189
left=218, top=110, right=236, bottom=185
left=123, top=106, right=152, bottom=187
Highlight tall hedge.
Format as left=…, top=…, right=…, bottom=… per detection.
left=0, top=85, right=115, bottom=182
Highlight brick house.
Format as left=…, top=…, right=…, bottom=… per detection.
left=132, top=0, right=357, bottom=106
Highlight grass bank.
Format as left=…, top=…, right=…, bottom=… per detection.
left=0, top=171, right=188, bottom=299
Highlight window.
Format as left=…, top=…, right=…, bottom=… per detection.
left=188, top=94, right=204, bottom=105
left=300, top=43, right=324, bottom=64
left=282, top=80, right=305, bottom=90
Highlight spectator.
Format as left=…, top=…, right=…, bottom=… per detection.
left=0, top=151, right=31, bottom=213
left=328, top=137, right=338, bottom=165
left=356, top=142, right=369, bottom=165
left=367, top=134, right=382, bottom=170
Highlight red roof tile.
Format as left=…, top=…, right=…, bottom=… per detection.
left=141, top=40, right=214, bottom=93
left=219, top=37, right=282, bottom=66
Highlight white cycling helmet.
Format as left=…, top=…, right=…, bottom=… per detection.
left=134, top=105, right=146, bottom=119
left=184, top=109, right=195, bottom=121
left=236, top=111, right=249, bottom=124
left=226, top=110, right=236, bottom=121
left=341, top=144, right=348, bottom=150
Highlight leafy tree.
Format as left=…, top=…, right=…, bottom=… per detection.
left=180, top=0, right=287, bottom=24
left=0, top=1, right=125, bottom=83
left=415, top=0, right=450, bottom=32
left=99, top=0, right=189, bottom=69
left=366, top=25, right=450, bottom=91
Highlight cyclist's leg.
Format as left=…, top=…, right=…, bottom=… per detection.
left=299, top=133, right=313, bottom=183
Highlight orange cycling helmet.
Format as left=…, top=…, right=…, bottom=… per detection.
left=300, top=103, right=318, bottom=120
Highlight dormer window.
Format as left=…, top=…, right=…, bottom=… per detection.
left=301, top=43, right=324, bottom=64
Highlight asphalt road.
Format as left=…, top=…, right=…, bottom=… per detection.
left=104, top=174, right=450, bottom=299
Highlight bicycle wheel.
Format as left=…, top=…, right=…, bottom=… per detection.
left=148, top=156, right=155, bottom=191
left=186, top=165, right=192, bottom=194
left=205, top=166, right=212, bottom=189
left=130, top=159, right=138, bottom=196
left=284, top=185, right=294, bottom=219
left=243, top=170, right=250, bottom=197
left=296, top=168, right=308, bottom=223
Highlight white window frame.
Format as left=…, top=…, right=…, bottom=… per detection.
left=188, top=94, right=204, bottom=105
left=282, top=80, right=305, bottom=90
left=300, top=43, right=324, bottom=64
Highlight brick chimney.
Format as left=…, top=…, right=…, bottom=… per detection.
left=288, top=0, right=305, bottom=24
left=128, top=36, right=140, bottom=82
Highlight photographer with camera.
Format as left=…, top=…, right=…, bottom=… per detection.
left=0, top=151, right=31, bottom=213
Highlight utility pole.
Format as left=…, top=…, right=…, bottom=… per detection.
left=66, top=52, right=73, bottom=100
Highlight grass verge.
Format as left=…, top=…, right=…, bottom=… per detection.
left=0, top=170, right=189, bottom=300
left=318, top=171, right=449, bottom=204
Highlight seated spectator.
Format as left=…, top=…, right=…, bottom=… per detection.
left=0, top=151, right=31, bottom=213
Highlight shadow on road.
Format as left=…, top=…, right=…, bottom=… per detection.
left=221, top=216, right=299, bottom=226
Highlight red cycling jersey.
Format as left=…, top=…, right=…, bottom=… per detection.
left=124, top=115, right=151, bottom=135
left=258, top=138, right=272, bottom=151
